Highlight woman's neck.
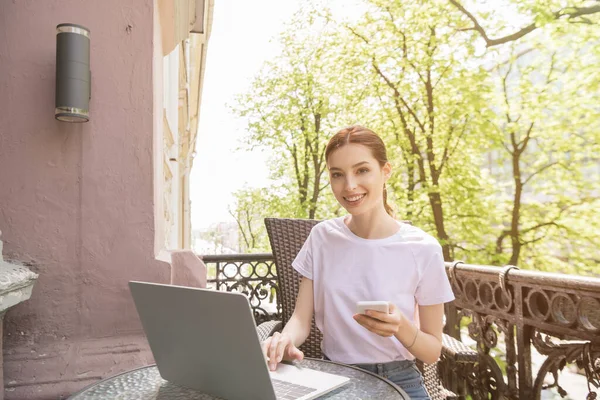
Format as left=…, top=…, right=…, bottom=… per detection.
left=345, top=207, right=399, bottom=239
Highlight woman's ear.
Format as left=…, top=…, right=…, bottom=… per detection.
left=383, top=162, right=392, bottom=181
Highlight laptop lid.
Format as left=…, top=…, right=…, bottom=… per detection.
left=129, top=281, right=277, bottom=400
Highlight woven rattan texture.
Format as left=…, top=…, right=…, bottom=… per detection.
left=265, top=218, right=324, bottom=359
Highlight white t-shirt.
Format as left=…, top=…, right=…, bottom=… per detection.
left=292, top=216, right=455, bottom=364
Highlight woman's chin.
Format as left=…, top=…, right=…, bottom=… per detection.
left=344, top=204, right=369, bottom=216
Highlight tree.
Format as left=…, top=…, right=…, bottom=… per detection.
left=229, top=187, right=271, bottom=253
left=337, top=0, right=497, bottom=261
left=231, top=7, right=365, bottom=227
left=487, top=32, right=600, bottom=272
left=228, top=0, right=600, bottom=274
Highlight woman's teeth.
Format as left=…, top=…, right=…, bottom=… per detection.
left=345, top=194, right=366, bottom=202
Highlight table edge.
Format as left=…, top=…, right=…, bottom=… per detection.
left=66, top=364, right=158, bottom=399
left=303, top=357, right=407, bottom=397
left=67, top=358, right=408, bottom=399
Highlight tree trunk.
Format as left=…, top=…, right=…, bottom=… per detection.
left=429, top=191, right=452, bottom=261
left=509, top=147, right=523, bottom=266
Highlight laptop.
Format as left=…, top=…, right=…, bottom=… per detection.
left=129, top=281, right=350, bottom=400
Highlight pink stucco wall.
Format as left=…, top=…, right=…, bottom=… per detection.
left=0, top=1, right=169, bottom=398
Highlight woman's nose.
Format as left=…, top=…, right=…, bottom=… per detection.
left=345, top=177, right=357, bottom=191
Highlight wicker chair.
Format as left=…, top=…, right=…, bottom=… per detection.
left=256, top=217, right=477, bottom=400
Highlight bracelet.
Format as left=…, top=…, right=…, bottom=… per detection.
left=405, top=328, right=419, bottom=349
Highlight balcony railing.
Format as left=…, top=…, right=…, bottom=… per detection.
left=444, top=262, right=600, bottom=399
left=202, top=253, right=281, bottom=325
left=201, top=253, right=600, bottom=399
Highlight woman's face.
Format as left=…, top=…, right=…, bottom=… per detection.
left=327, top=143, right=391, bottom=216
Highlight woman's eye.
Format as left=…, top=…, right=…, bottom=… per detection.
left=331, top=172, right=342, bottom=178
left=357, top=168, right=369, bottom=174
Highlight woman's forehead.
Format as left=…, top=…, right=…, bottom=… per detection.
left=327, top=144, right=376, bottom=168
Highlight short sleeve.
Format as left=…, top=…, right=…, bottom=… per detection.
left=415, top=243, right=455, bottom=306
left=291, top=231, right=314, bottom=280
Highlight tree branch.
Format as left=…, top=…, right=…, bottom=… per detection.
left=522, top=161, right=560, bottom=186
left=517, top=122, right=534, bottom=153
left=521, top=221, right=559, bottom=235
left=344, top=24, right=427, bottom=133
left=450, top=0, right=600, bottom=47
left=382, top=6, right=425, bottom=84
left=230, top=208, right=251, bottom=250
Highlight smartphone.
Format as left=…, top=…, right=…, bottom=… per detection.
left=356, top=301, right=390, bottom=315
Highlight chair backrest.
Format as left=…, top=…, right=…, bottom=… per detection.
left=264, top=217, right=323, bottom=358
left=265, top=217, right=450, bottom=400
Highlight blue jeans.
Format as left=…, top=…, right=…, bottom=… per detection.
left=325, top=355, right=430, bottom=399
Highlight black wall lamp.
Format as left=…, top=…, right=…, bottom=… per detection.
left=55, top=23, right=91, bottom=123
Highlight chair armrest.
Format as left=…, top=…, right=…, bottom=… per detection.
left=256, top=320, right=283, bottom=342
left=442, top=333, right=478, bottom=363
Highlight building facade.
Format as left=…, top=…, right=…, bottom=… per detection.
left=0, top=0, right=213, bottom=398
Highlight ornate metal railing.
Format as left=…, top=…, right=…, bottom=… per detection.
left=202, top=253, right=281, bottom=325
left=199, top=253, right=600, bottom=399
left=444, top=262, right=600, bottom=400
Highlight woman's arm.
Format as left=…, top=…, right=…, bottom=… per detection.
left=393, top=304, right=444, bottom=364
left=264, top=276, right=314, bottom=370
left=281, top=276, right=315, bottom=346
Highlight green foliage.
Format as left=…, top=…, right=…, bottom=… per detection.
left=228, top=0, right=599, bottom=275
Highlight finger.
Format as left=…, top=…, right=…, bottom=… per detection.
left=268, top=333, right=280, bottom=356
left=275, top=337, right=289, bottom=363
left=354, top=316, right=395, bottom=336
left=268, top=333, right=281, bottom=370
left=262, top=337, right=272, bottom=359
left=355, top=314, right=393, bottom=332
left=353, top=314, right=368, bottom=327
left=365, top=309, right=391, bottom=321
left=355, top=313, right=385, bottom=328
left=371, top=328, right=394, bottom=337
left=354, top=315, right=377, bottom=332
left=287, top=345, right=304, bottom=361
left=365, top=309, right=403, bottom=327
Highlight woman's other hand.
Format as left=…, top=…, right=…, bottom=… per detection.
left=262, top=331, right=305, bottom=371
left=353, top=302, right=406, bottom=337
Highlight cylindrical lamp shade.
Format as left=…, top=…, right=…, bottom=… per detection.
left=55, top=24, right=91, bottom=123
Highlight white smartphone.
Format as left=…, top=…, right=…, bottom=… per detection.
left=356, top=301, right=390, bottom=315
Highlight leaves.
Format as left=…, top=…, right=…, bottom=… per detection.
left=227, top=0, right=599, bottom=274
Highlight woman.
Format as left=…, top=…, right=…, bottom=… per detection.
left=263, top=125, right=455, bottom=399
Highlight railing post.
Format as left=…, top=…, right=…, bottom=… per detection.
left=445, top=261, right=463, bottom=339
left=516, top=279, right=534, bottom=399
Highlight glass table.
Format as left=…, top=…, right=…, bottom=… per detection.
left=68, top=358, right=409, bottom=399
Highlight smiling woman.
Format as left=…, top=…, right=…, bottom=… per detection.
left=325, top=126, right=394, bottom=222
left=261, top=125, right=456, bottom=400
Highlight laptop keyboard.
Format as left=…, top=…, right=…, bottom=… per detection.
left=272, top=378, right=318, bottom=400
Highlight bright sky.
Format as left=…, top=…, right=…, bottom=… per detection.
left=190, top=0, right=365, bottom=231
left=190, top=0, right=294, bottom=231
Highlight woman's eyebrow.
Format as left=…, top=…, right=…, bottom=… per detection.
left=329, top=161, right=369, bottom=172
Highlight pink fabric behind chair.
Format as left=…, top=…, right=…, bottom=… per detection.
left=169, top=250, right=207, bottom=288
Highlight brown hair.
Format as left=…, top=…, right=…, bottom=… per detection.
left=325, top=125, right=394, bottom=217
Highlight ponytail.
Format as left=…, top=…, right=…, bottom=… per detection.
left=383, top=183, right=395, bottom=217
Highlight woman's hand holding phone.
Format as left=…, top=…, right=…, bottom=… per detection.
left=353, top=302, right=407, bottom=337
left=262, top=331, right=304, bottom=371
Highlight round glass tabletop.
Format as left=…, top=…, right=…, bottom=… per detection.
left=68, top=358, right=408, bottom=399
